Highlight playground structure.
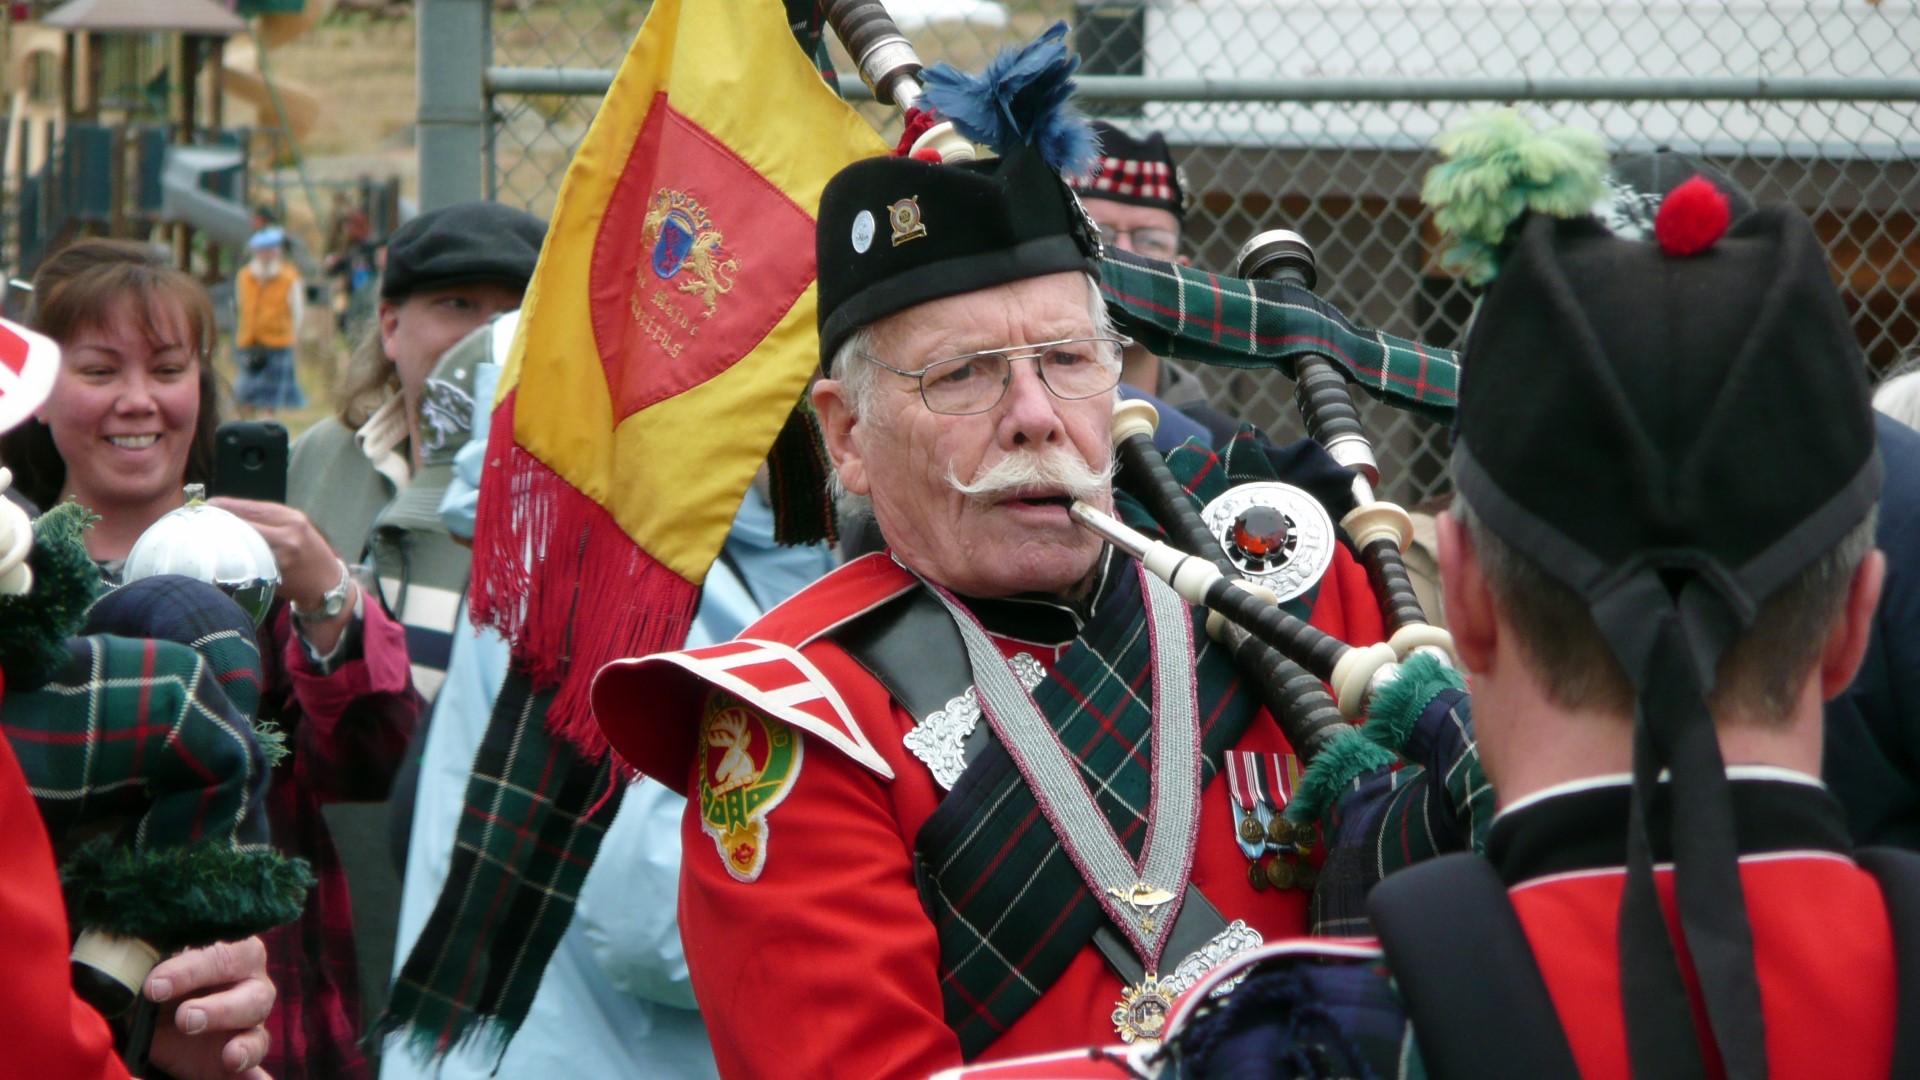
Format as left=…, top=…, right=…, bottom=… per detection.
left=0, top=0, right=334, bottom=281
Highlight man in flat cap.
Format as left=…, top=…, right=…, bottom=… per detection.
left=1105, top=186, right=1915, bottom=1078
left=594, top=139, right=1398, bottom=1077
left=1071, top=121, right=1240, bottom=446
left=221, top=199, right=545, bottom=1077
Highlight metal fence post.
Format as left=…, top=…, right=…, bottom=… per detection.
left=417, top=0, right=487, bottom=210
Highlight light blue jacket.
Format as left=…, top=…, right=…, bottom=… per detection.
left=383, top=351, right=835, bottom=1079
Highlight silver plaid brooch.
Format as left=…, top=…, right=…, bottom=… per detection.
left=905, top=652, right=1045, bottom=790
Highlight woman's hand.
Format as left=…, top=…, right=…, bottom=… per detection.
left=210, top=497, right=356, bottom=654
left=146, top=937, right=276, bottom=1080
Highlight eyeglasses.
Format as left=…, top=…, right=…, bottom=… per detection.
left=1092, top=223, right=1180, bottom=260
left=859, top=336, right=1132, bottom=416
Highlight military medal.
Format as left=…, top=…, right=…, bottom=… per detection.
left=1225, top=752, right=1271, bottom=862
left=1112, top=972, right=1176, bottom=1045
left=931, top=570, right=1203, bottom=1048
left=1260, top=753, right=1306, bottom=853
left=1264, top=857, right=1294, bottom=890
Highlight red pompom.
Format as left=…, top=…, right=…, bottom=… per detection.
left=1654, top=175, right=1731, bottom=257
left=894, top=107, right=940, bottom=158
left=911, top=148, right=945, bottom=163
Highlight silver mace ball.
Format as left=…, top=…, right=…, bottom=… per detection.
left=122, top=484, right=281, bottom=626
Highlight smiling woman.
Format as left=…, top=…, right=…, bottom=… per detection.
left=0, top=237, right=424, bottom=1080
left=0, top=241, right=220, bottom=557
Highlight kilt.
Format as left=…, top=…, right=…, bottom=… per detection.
left=234, top=346, right=307, bottom=409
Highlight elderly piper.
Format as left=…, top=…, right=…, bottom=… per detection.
left=592, top=126, right=1398, bottom=1076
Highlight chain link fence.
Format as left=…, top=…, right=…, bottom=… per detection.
left=484, top=0, right=1919, bottom=506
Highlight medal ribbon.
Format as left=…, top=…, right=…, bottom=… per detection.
left=1265, top=754, right=1293, bottom=813
left=929, top=566, right=1202, bottom=970
left=1225, top=751, right=1261, bottom=816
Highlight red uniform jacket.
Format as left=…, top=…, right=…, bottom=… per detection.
left=596, top=548, right=1387, bottom=1079
left=1502, top=774, right=1896, bottom=1079
left=1, top=677, right=126, bottom=1080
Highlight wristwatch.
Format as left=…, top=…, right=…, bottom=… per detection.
left=293, top=559, right=355, bottom=623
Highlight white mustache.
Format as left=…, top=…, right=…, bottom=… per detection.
left=948, top=446, right=1114, bottom=504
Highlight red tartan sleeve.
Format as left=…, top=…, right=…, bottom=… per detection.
left=0, top=720, right=127, bottom=1080
left=274, top=598, right=422, bottom=803
left=679, top=692, right=962, bottom=1080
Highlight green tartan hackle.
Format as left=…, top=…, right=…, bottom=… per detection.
left=1096, top=250, right=1460, bottom=424
left=61, top=837, right=313, bottom=949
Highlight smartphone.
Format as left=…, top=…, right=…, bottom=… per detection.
left=210, top=420, right=289, bottom=504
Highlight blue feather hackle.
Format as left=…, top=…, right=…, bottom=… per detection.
left=919, top=22, right=1101, bottom=179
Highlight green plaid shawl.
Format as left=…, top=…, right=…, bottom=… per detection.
left=917, top=432, right=1357, bottom=1057
left=1097, top=250, right=1460, bottom=425
left=377, top=668, right=625, bottom=1061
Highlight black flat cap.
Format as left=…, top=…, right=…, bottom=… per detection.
left=381, top=202, right=548, bottom=301
left=815, top=146, right=1100, bottom=367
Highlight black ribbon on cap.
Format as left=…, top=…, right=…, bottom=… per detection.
left=1592, top=577, right=1762, bottom=1080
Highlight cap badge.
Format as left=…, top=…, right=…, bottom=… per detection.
left=851, top=209, right=876, bottom=253
left=889, top=196, right=927, bottom=247
left=1063, top=186, right=1104, bottom=259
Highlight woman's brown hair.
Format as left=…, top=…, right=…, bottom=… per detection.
left=0, top=239, right=223, bottom=509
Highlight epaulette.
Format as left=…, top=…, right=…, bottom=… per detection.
left=627, top=637, right=893, bottom=786
left=594, top=552, right=919, bottom=793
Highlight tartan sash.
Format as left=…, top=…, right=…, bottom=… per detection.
left=915, top=432, right=1352, bottom=1057
left=377, top=668, right=625, bottom=1061
left=1097, top=249, right=1460, bottom=425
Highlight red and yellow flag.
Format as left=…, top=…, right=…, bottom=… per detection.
left=470, top=0, right=886, bottom=753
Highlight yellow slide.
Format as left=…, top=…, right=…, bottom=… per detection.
left=220, top=0, right=337, bottom=143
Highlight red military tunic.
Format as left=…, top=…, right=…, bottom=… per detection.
left=596, top=547, right=1386, bottom=1079
left=1, top=672, right=126, bottom=1080
left=1501, top=772, right=1897, bottom=1079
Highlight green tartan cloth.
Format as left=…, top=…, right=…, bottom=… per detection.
left=8, top=634, right=274, bottom=855
left=377, top=668, right=625, bottom=1061
left=4, top=632, right=310, bottom=947
left=1311, top=671, right=1495, bottom=937
left=918, top=430, right=1359, bottom=1056
left=1097, top=249, right=1460, bottom=425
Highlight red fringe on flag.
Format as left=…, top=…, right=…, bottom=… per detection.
left=468, top=388, right=701, bottom=759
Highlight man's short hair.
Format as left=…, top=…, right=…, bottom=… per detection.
left=1456, top=493, right=1876, bottom=721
